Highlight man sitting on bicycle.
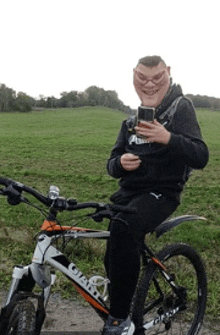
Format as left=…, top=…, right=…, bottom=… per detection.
left=102, top=55, right=209, bottom=335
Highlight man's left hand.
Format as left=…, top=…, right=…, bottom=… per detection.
left=135, top=120, right=171, bottom=145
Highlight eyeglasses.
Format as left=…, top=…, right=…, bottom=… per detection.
left=134, top=69, right=166, bottom=85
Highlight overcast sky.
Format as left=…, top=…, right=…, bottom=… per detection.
left=1, top=0, right=219, bottom=108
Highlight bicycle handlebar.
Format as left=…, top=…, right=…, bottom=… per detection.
left=0, top=177, right=51, bottom=206
left=0, top=176, right=135, bottom=217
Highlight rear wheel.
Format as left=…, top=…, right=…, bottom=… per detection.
left=132, top=243, right=207, bottom=335
left=6, top=300, right=36, bottom=335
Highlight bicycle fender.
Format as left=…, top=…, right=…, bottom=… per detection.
left=155, top=215, right=206, bottom=238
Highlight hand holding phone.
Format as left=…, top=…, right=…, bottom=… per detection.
left=135, top=119, right=171, bottom=144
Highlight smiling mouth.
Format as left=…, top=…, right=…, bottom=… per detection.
left=143, top=89, right=159, bottom=96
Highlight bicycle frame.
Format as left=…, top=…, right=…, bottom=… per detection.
left=4, top=214, right=205, bottom=322
left=5, top=220, right=110, bottom=323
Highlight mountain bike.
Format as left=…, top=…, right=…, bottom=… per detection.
left=0, top=177, right=207, bottom=335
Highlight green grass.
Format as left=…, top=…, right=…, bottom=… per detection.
left=0, top=107, right=219, bottom=321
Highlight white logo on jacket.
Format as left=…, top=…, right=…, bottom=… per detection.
left=128, top=134, right=151, bottom=145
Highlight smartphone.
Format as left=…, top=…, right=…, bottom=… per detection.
left=137, top=106, right=155, bottom=124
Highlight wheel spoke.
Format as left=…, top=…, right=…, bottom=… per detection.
left=132, top=243, right=207, bottom=335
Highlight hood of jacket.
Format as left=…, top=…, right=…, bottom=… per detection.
left=155, top=83, right=183, bottom=118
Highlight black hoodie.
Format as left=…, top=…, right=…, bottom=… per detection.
left=107, top=84, right=209, bottom=201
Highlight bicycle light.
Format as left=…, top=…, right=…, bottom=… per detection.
left=49, top=185, right=60, bottom=200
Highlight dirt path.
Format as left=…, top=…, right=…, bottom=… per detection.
left=0, top=291, right=218, bottom=334
left=0, top=291, right=103, bottom=332
left=41, top=293, right=104, bottom=332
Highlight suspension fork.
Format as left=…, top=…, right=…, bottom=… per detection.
left=5, top=265, right=33, bottom=305
left=2, top=264, right=56, bottom=335
left=5, top=263, right=56, bottom=309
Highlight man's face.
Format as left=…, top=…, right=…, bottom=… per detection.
left=133, top=62, right=171, bottom=107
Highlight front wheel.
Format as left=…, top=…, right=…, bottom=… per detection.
left=132, top=243, right=207, bottom=335
left=6, top=300, right=36, bottom=335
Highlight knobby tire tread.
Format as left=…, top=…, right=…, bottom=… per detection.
left=6, top=299, right=36, bottom=335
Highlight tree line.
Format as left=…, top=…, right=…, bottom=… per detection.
left=0, top=84, right=132, bottom=113
left=186, top=94, right=220, bottom=111
left=1, top=83, right=220, bottom=113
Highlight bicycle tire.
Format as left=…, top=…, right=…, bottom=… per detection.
left=5, top=300, right=36, bottom=335
left=132, top=243, right=207, bottom=335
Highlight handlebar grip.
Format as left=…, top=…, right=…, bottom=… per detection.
left=0, top=177, right=11, bottom=186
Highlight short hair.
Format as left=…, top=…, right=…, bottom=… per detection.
left=137, top=55, right=166, bottom=67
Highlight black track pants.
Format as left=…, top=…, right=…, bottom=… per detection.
left=104, top=191, right=179, bottom=319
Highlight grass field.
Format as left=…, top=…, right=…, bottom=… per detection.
left=0, top=106, right=219, bottom=321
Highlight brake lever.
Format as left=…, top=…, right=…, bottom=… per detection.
left=89, top=206, right=114, bottom=222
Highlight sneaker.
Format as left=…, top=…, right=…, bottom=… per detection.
left=102, top=315, right=135, bottom=335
